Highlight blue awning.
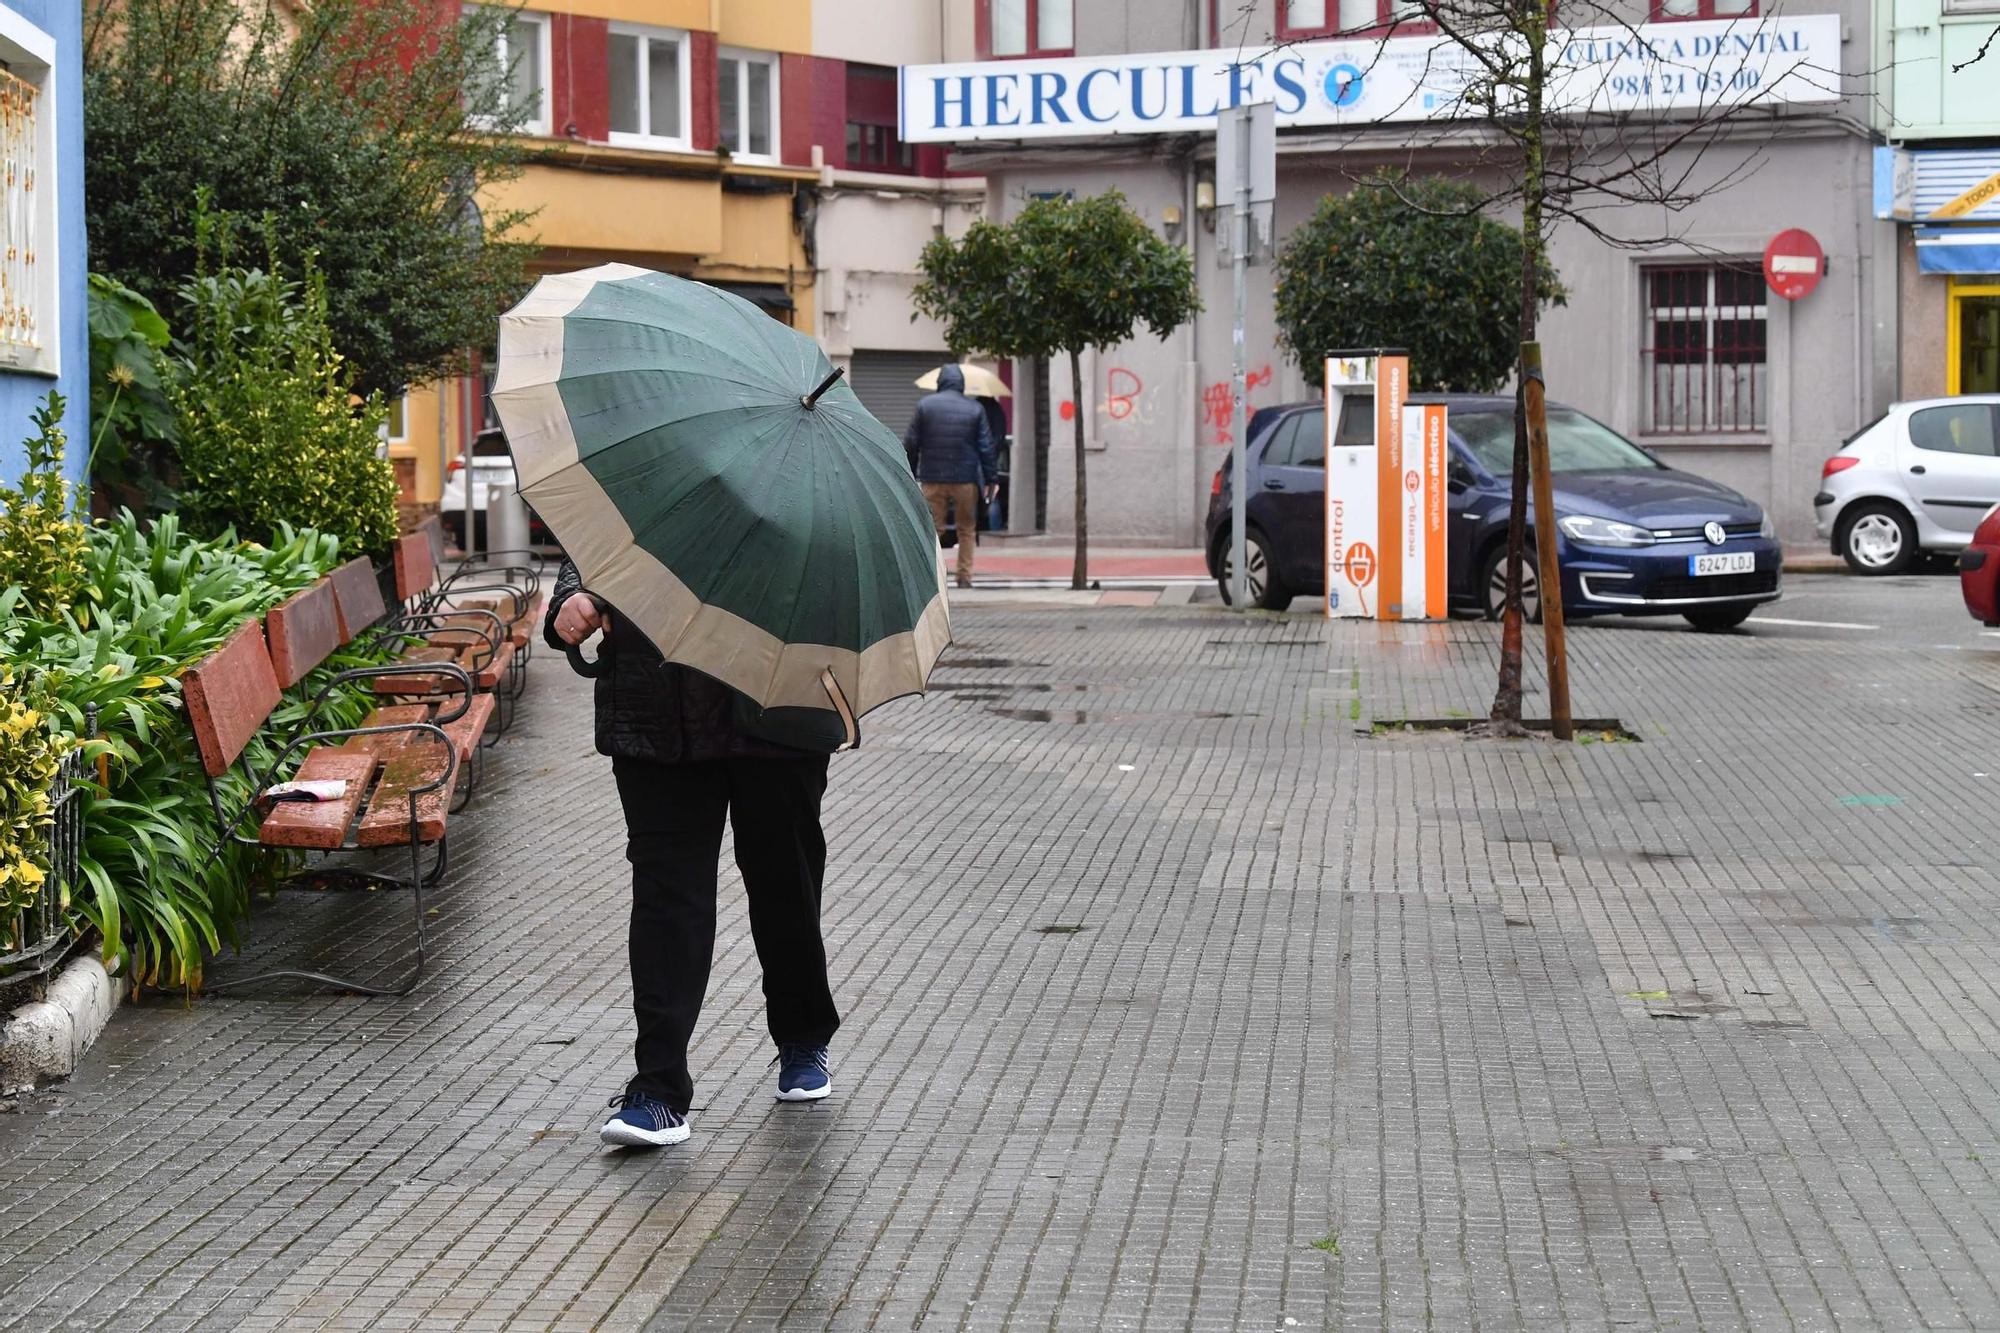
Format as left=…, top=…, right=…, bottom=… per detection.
left=1916, top=226, right=2000, bottom=275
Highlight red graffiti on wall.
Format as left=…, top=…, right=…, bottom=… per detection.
left=1106, top=368, right=1142, bottom=421
left=1202, top=364, right=1276, bottom=443
left=1058, top=399, right=1076, bottom=421
left=1200, top=382, right=1235, bottom=442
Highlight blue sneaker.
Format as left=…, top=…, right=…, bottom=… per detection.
left=775, top=1043, right=831, bottom=1101
left=600, top=1090, right=690, bottom=1147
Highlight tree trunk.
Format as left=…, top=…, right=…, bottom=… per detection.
left=1488, top=7, right=1548, bottom=732
left=1070, top=346, right=1089, bottom=590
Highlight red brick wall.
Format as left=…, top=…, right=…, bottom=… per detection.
left=780, top=55, right=847, bottom=168
left=691, top=31, right=718, bottom=150
left=551, top=14, right=609, bottom=141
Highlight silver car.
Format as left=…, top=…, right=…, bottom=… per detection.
left=1815, top=395, right=2000, bottom=574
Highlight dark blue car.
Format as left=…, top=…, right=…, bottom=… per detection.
left=1204, top=394, right=1782, bottom=630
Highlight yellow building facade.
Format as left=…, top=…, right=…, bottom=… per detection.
left=394, top=0, right=818, bottom=509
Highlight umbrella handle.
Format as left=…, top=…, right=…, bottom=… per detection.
left=565, top=642, right=607, bottom=678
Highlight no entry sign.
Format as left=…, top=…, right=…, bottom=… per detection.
left=1764, top=229, right=1825, bottom=301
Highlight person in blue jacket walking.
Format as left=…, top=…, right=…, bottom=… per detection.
left=903, top=365, right=1000, bottom=588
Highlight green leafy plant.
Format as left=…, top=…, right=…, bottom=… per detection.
left=914, top=191, right=1200, bottom=589
left=1274, top=176, right=1566, bottom=394
left=84, top=0, right=537, bottom=396
left=0, top=666, right=71, bottom=941
left=167, top=220, right=401, bottom=561
left=2, top=514, right=390, bottom=990
left=86, top=273, right=179, bottom=517
left=0, top=392, right=92, bottom=622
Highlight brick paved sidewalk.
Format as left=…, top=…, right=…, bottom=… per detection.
left=5, top=603, right=2000, bottom=1330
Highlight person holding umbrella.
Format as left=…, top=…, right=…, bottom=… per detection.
left=496, top=266, right=951, bottom=1149
left=904, top=365, right=1000, bottom=589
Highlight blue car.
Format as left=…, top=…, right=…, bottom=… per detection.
left=1204, top=394, right=1782, bottom=629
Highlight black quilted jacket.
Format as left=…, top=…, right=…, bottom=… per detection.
left=543, top=559, right=799, bottom=764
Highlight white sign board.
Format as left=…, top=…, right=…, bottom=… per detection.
left=899, top=15, right=1840, bottom=142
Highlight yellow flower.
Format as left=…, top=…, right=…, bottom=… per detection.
left=15, top=862, right=43, bottom=888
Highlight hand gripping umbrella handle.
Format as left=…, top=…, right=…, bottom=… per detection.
left=564, top=593, right=611, bottom=677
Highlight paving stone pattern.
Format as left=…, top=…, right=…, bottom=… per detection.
left=3, top=606, right=1999, bottom=1330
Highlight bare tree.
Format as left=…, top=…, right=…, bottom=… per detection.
left=1224, top=0, right=1843, bottom=733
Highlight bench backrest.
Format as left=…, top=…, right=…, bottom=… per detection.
left=420, top=514, right=446, bottom=566
left=328, top=557, right=385, bottom=641
left=266, top=579, right=343, bottom=688
left=392, top=532, right=436, bottom=605
left=184, top=618, right=282, bottom=778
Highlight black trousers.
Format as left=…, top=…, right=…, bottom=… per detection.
left=612, top=754, right=839, bottom=1113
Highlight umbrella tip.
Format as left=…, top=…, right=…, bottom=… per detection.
left=802, top=366, right=846, bottom=410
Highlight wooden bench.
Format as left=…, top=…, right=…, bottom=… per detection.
left=391, top=533, right=531, bottom=723
left=423, top=513, right=548, bottom=662
left=186, top=616, right=469, bottom=996
left=269, top=577, right=496, bottom=807
left=331, top=548, right=522, bottom=734
left=409, top=515, right=546, bottom=663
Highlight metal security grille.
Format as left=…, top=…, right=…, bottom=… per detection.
left=0, top=69, right=38, bottom=358
left=1640, top=263, right=1767, bottom=435
left=849, top=349, right=953, bottom=438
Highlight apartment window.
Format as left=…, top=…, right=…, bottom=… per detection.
left=386, top=394, right=408, bottom=443
left=1651, top=0, right=1756, bottom=19
left=719, top=48, right=779, bottom=161
left=1278, top=0, right=1434, bottom=35
left=1641, top=264, right=1768, bottom=435
left=846, top=123, right=915, bottom=171
left=608, top=24, right=689, bottom=148
left=979, top=0, right=1074, bottom=58
left=1943, top=0, right=2000, bottom=12
left=465, top=7, right=550, bottom=136
left=0, top=14, right=55, bottom=375
left=844, top=63, right=914, bottom=173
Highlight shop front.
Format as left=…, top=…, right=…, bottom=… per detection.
left=1880, top=147, right=2000, bottom=398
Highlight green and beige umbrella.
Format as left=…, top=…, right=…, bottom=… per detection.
left=492, top=264, right=950, bottom=746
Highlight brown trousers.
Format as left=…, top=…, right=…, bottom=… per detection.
left=923, top=482, right=980, bottom=585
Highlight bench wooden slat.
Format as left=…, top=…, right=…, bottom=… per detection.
left=441, top=695, right=496, bottom=762
left=354, top=747, right=450, bottom=848
left=475, top=640, right=516, bottom=691
left=373, top=645, right=465, bottom=696
left=267, top=580, right=343, bottom=688
left=328, top=556, right=387, bottom=643
left=345, top=706, right=429, bottom=762
left=258, top=749, right=377, bottom=850
left=185, top=620, right=284, bottom=778
left=393, top=532, right=434, bottom=605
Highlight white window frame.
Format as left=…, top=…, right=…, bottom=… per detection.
left=0, top=7, right=57, bottom=377
left=468, top=6, right=551, bottom=138
left=1943, top=0, right=2000, bottom=13
left=385, top=393, right=408, bottom=443
left=606, top=22, right=691, bottom=150
left=718, top=46, right=781, bottom=164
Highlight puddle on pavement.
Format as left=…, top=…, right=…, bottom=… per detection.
left=936, top=656, right=1047, bottom=669
left=988, top=707, right=1247, bottom=723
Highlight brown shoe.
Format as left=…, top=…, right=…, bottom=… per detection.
left=955, top=577, right=973, bottom=589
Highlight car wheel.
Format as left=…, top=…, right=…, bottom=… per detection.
left=1480, top=542, right=1541, bottom=623
left=1838, top=502, right=1918, bottom=575
left=1684, top=604, right=1755, bottom=632
left=1217, top=530, right=1293, bottom=611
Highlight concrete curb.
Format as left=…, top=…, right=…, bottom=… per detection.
left=0, top=955, right=125, bottom=1096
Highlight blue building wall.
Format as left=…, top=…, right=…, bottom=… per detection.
left=0, top=0, right=86, bottom=488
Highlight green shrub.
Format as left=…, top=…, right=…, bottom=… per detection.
left=0, top=393, right=92, bottom=621
left=3, top=513, right=391, bottom=990
left=1274, top=175, right=1566, bottom=393
left=168, top=241, right=401, bottom=562
left=86, top=273, right=179, bottom=517
left=0, top=666, right=71, bottom=941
